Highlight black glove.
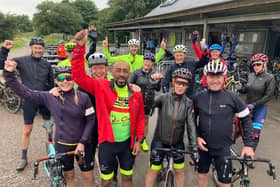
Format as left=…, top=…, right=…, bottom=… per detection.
left=191, top=147, right=199, bottom=163
left=162, top=86, right=167, bottom=93
left=150, top=107, right=155, bottom=116
left=191, top=33, right=198, bottom=43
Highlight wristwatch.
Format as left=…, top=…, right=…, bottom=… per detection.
left=136, top=138, right=143, bottom=143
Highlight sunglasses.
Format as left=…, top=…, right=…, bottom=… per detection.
left=252, top=63, right=263, bottom=67
left=175, top=80, right=189, bottom=87
left=56, top=75, right=72, bottom=82
left=207, top=72, right=224, bottom=76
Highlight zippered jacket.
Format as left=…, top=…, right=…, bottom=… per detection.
left=71, top=45, right=145, bottom=149
left=193, top=89, right=254, bottom=149
left=152, top=92, right=197, bottom=148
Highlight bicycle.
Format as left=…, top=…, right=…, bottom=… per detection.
left=223, top=155, right=276, bottom=187
left=225, top=63, right=247, bottom=94
left=33, top=120, right=85, bottom=187
left=154, top=147, right=197, bottom=187
left=0, top=80, right=22, bottom=113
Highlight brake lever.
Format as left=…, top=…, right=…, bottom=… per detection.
left=77, top=151, right=86, bottom=168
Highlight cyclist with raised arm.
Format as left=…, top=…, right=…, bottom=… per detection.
left=129, top=53, right=163, bottom=152
left=145, top=68, right=198, bottom=187
left=102, top=37, right=166, bottom=72
left=71, top=29, right=145, bottom=187
left=4, top=64, right=96, bottom=187
left=239, top=53, right=275, bottom=159
left=193, top=60, right=254, bottom=187
left=162, top=44, right=209, bottom=97
left=0, top=38, right=54, bottom=171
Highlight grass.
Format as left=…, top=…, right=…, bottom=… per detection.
left=43, top=33, right=64, bottom=46
left=0, top=32, right=35, bottom=51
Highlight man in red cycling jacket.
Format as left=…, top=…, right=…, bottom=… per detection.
left=71, top=29, right=145, bottom=187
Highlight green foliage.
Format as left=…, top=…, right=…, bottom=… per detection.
left=0, top=12, right=17, bottom=41
left=70, top=0, right=98, bottom=24
left=33, top=1, right=83, bottom=35
left=15, top=15, right=33, bottom=32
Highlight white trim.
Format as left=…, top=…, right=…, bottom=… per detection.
left=236, top=108, right=250, bottom=118
left=85, top=107, right=95, bottom=116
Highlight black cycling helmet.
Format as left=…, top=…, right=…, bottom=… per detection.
left=29, top=37, right=45, bottom=47
left=172, top=68, right=192, bottom=81
left=88, top=52, right=108, bottom=67
left=144, top=53, right=155, bottom=62
left=53, top=66, right=72, bottom=78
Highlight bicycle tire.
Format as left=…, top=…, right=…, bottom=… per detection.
left=3, top=86, right=22, bottom=114
left=165, top=171, right=175, bottom=187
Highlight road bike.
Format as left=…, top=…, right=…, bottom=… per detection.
left=0, top=80, right=21, bottom=113
left=223, top=155, right=276, bottom=187
left=33, top=120, right=85, bottom=187
left=154, top=147, right=197, bottom=187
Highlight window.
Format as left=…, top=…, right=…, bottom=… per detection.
left=160, top=0, right=178, bottom=7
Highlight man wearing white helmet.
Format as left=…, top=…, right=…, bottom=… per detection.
left=162, top=44, right=209, bottom=97
left=193, top=60, right=254, bottom=187
left=103, top=37, right=166, bottom=72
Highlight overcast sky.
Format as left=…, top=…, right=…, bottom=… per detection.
left=0, top=0, right=108, bottom=18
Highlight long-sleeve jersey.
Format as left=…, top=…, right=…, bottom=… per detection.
left=4, top=71, right=96, bottom=144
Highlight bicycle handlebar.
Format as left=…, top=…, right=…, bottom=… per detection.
left=33, top=150, right=85, bottom=180
left=223, top=156, right=276, bottom=181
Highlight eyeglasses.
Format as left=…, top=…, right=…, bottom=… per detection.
left=56, top=75, right=72, bottom=82
left=175, top=80, right=189, bottom=87
left=252, top=63, right=263, bottom=67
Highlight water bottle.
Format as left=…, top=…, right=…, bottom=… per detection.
left=162, top=157, right=168, bottom=169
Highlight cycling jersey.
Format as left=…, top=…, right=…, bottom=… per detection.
left=103, top=47, right=165, bottom=72
left=152, top=92, right=197, bottom=148
left=193, top=89, right=254, bottom=149
left=5, top=71, right=96, bottom=144
left=71, top=45, right=145, bottom=148
left=110, top=85, right=131, bottom=142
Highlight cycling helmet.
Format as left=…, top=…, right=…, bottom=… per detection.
left=144, top=53, right=155, bottom=62
left=58, top=40, right=65, bottom=45
left=173, top=44, right=187, bottom=53
left=128, top=39, right=140, bottom=46
left=53, top=66, right=72, bottom=77
left=88, top=52, right=108, bottom=67
left=203, top=59, right=227, bottom=76
left=172, top=68, right=192, bottom=81
left=209, top=43, right=222, bottom=51
left=64, top=42, right=76, bottom=52
left=250, top=53, right=268, bottom=64
left=29, top=37, right=45, bottom=47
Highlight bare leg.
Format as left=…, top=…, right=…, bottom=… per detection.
left=64, top=169, right=75, bottom=187
left=145, top=168, right=159, bottom=187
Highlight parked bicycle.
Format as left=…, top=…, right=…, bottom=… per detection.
left=33, top=120, right=85, bottom=187
left=225, top=63, right=247, bottom=93
left=223, top=155, right=276, bottom=187
left=154, top=147, right=197, bottom=187
left=0, top=80, right=21, bottom=113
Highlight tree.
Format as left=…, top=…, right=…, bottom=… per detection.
left=71, top=0, right=98, bottom=24
left=33, top=1, right=83, bottom=35
left=16, top=15, right=33, bottom=32
left=0, top=12, right=17, bottom=41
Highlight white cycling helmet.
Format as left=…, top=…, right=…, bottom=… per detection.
left=128, top=39, right=140, bottom=46
left=203, top=59, right=227, bottom=76
left=173, top=44, right=187, bottom=53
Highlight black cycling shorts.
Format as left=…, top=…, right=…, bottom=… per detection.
left=98, top=138, right=135, bottom=180
left=55, top=143, right=94, bottom=172
left=23, top=100, right=51, bottom=124
left=149, top=140, right=185, bottom=170
left=198, top=147, right=232, bottom=184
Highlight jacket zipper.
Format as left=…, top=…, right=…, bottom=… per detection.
left=170, top=98, right=178, bottom=145
left=208, top=92, right=212, bottom=139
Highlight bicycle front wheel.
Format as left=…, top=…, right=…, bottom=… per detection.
left=165, top=171, right=175, bottom=187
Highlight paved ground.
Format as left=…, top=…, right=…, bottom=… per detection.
left=0, top=46, right=279, bottom=186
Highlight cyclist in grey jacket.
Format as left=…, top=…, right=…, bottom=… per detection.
left=145, top=68, right=198, bottom=187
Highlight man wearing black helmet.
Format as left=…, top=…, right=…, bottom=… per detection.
left=0, top=38, right=54, bottom=171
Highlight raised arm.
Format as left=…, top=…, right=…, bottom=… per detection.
left=4, top=61, right=50, bottom=107
left=71, top=30, right=97, bottom=95
left=0, top=40, right=14, bottom=69
left=155, top=39, right=166, bottom=64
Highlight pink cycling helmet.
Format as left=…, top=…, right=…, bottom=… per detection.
left=250, top=53, right=268, bottom=64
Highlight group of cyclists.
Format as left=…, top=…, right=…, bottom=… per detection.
left=0, top=24, right=276, bottom=187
